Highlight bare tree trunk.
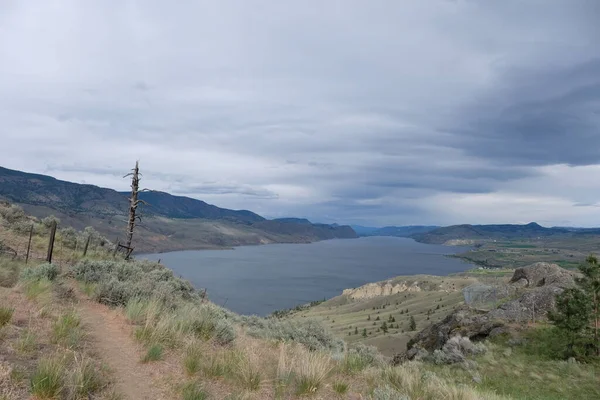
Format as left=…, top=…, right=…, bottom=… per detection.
left=46, top=220, right=57, bottom=263
left=25, top=224, right=33, bottom=264
left=83, top=235, right=91, bottom=257
left=126, top=161, right=140, bottom=251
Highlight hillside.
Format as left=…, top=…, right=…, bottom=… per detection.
left=0, top=166, right=356, bottom=253
left=411, top=222, right=572, bottom=245
left=353, top=225, right=439, bottom=237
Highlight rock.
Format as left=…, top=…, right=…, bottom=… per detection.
left=509, top=262, right=577, bottom=289
left=567, top=357, right=577, bottom=364
left=343, top=280, right=423, bottom=299
left=404, top=306, right=503, bottom=357
left=472, top=372, right=482, bottom=384
left=396, top=262, right=577, bottom=363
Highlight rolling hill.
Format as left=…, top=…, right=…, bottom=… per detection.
left=0, top=166, right=357, bottom=253
left=410, top=222, right=572, bottom=244
left=352, top=225, right=439, bottom=237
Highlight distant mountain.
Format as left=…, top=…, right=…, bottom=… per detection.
left=411, top=222, right=571, bottom=244
left=351, top=225, right=439, bottom=237
left=0, top=166, right=356, bottom=252
left=273, top=218, right=313, bottom=225
left=127, top=191, right=264, bottom=223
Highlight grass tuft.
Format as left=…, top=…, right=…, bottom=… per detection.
left=0, top=306, right=14, bottom=327
left=51, top=311, right=83, bottom=349
left=294, top=351, right=333, bottom=396
left=142, top=344, right=163, bottom=363
left=183, top=345, right=202, bottom=376
left=181, top=381, right=208, bottom=400
left=30, top=356, right=65, bottom=399
left=16, top=329, right=37, bottom=354
left=333, top=381, right=349, bottom=395
left=69, top=357, right=106, bottom=398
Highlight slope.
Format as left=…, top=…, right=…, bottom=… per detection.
left=0, top=166, right=357, bottom=253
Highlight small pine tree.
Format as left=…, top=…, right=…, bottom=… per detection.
left=354, top=327, right=358, bottom=335
left=579, top=255, right=600, bottom=356
left=373, top=322, right=376, bottom=326
left=375, top=316, right=380, bottom=321
left=409, top=316, right=417, bottom=331
left=362, top=328, right=367, bottom=338
left=381, top=321, right=389, bottom=333
left=367, top=315, right=371, bottom=321
left=391, top=316, right=396, bottom=323
left=436, top=304, right=440, bottom=310
left=549, top=287, right=592, bottom=358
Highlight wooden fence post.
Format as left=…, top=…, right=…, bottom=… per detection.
left=46, top=220, right=57, bottom=263
left=25, top=224, right=33, bottom=264
left=83, top=235, right=91, bottom=257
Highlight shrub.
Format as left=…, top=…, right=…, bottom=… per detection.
left=72, top=259, right=196, bottom=306
left=214, top=319, right=236, bottom=345
left=41, top=215, right=60, bottom=229
left=30, top=357, right=65, bottom=399
left=429, top=336, right=487, bottom=365
left=0, top=259, right=20, bottom=288
left=21, top=263, right=59, bottom=282
left=142, top=344, right=163, bottom=363
left=0, top=205, right=25, bottom=224
left=342, top=344, right=383, bottom=373
left=243, top=317, right=344, bottom=352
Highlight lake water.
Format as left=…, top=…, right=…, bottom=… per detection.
left=140, top=237, right=471, bottom=316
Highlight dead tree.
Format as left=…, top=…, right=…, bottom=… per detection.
left=46, top=220, right=57, bottom=263
left=123, top=161, right=148, bottom=259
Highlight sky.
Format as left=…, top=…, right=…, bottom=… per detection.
left=1, top=1, right=600, bottom=227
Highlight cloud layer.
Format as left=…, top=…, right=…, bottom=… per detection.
left=1, top=1, right=599, bottom=226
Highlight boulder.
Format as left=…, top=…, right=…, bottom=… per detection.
left=509, top=262, right=576, bottom=289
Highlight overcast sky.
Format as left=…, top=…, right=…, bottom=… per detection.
left=1, top=1, right=600, bottom=227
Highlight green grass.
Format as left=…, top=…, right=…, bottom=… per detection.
left=16, top=329, right=37, bottom=353
left=333, top=381, right=348, bottom=395
left=0, top=306, right=14, bottom=327
left=69, top=358, right=106, bottom=398
left=142, top=344, right=164, bottom=363
left=51, top=311, right=83, bottom=349
left=184, top=345, right=202, bottom=376
left=236, top=357, right=262, bottom=391
left=181, top=381, right=208, bottom=400
left=0, top=259, right=20, bottom=288
left=24, top=278, right=52, bottom=301
left=30, top=357, right=65, bottom=399
left=424, top=337, right=600, bottom=400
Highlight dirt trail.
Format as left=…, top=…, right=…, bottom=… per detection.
left=78, top=299, right=166, bottom=400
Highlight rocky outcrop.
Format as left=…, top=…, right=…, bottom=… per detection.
left=343, top=280, right=422, bottom=299
left=400, top=262, right=577, bottom=362
left=509, top=262, right=577, bottom=289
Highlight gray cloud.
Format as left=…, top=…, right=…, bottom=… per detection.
left=1, top=1, right=599, bottom=226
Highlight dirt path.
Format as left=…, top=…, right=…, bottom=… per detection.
left=78, top=299, right=166, bottom=400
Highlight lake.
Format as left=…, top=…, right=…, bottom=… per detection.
left=139, top=237, right=471, bottom=316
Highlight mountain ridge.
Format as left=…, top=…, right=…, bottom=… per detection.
left=0, top=166, right=357, bottom=252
